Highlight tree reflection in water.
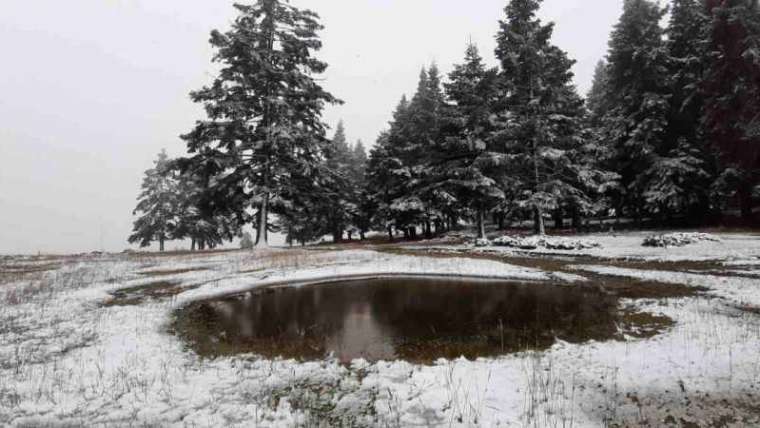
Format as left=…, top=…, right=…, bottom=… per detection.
left=174, top=277, right=618, bottom=363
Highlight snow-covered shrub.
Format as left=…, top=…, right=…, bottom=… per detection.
left=492, top=235, right=601, bottom=250
left=474, top=238, right=492, bottom=247
left=642, top=232, right=721, bottom=248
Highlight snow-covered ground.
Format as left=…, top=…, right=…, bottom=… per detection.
left=420, top=230, right=760, bottom=263
left=1, top=232, right=759, bottom=426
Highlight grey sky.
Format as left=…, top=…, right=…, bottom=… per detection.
left=0, top=0, right=624, bottom=254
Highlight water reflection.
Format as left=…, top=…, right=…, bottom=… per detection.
left=175, top=277, right=619, bottom=363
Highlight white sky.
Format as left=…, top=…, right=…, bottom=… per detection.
left=0, top=0, right=625, bottom=254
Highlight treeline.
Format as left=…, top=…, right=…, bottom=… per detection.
left=364, top=0, right=760, bottom=240
left=129, top=0, right=760, bottom=250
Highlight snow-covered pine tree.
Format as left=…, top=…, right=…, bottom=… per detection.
left=323, top=121, right=354, bottom=242
left=181, top=1, right=340, bottom=248
left=170, top=164, right=241, bottom=251
left=390, top=66, right=446, bottom=239
left=583, top=60, right=621, bottom=225
left=702, top=0, right=760, bottom=220
left=349, top=140, right=371, bottom=240
left=276, top=169, right=324, bottom=246
left=366, top=130, right=401, bottom=240
left=129, top=150, right=177, bottom=251
left=493, top=0, right=609, bottom=235
left=586, top=60, right=610, bottom=128
left=602, top=0, right=671, bottom=222
left=645, top=0, right=716, bottom=222
left=667, top=0, right=710, bottom=147
left=438, top=43, right=503, bottom=239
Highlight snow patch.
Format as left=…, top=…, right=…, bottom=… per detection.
left=491, top=235, right=601, bottom=250
left=642, top=232, right=721, bottom=248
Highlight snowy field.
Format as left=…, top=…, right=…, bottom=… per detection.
left=1, top=232, right=760, bottom=427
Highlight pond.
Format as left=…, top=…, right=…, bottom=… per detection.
left=173, top=276, right=623, bottom=363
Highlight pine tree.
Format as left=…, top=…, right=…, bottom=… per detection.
left=129, top=150, right=177, bottom=251
left=323, top=121, right=354, bottom=242
left=371, top=72, right=444, bottom=240
left=602, top=0, right=671, bottom=221
left=438, top=43, right=503, bottom=239
left=170, top=165, right=241, bottom=251
left=276, top=170, right=325, bottom=246
left=668, top=0, right=710, bottom=146
left=390, top=66, right=447, bottom=239
left=586, top=60, right=609, bottom=128
left=702, top=0, right=760, bottom=220
left=493, top=0, right=611, bottom=234
left=181, top=1, right=340, bottom=248
left=367, top=94, right=413, bottom=240
left=653, top=0, right=715, bottom=221
left=349, top=140, right=371, bottom=240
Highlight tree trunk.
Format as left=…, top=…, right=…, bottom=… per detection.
left=255, top=192, right=270, bottom=248
left=477, top=207, right=486, bottom=239
left=497, top=212, right=505, bottom=230
left=387, top=226, right=394, bottom=242
left=191, top=238, right=196, bottom=252
left=530, top=83, right=546, bottom=237
left=159, top=236, right=165, bottom=252
left=425, top=221, right=432, bottom=239
left=348, top=231, right=353, bottom=241
left=360, top=230, right=366, bottom=241
left=534, top=207, right=546, bottom=236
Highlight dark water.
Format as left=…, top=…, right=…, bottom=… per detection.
left=173, top=276, right=619, bottom=363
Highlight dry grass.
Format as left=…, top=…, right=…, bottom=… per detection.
left=236, top=249, right=345, bottom=274
left=135, top=267, right=208, bottom=277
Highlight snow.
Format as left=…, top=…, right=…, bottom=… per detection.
left=642, top=232, right=721, bottom=247
left=573, top=264, right=760, bottom=307
left=2, top=232, right=760, bottom=426
left=491, top=234, right=601, bottom=250
left=421, top=231, right=760, bottom=262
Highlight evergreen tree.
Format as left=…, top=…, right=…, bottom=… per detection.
left=323, top=121, right=354, bottom=242
left=366, top=130, right=401, bottom=240
left=493, top=0, right=612, bottom=234
left=170, top=164, right=241, bottom=251
left=702, top=0, right=760, bottom=220
left=650, top=0, right=715, bottom=221
left=586, top=60, right=609, bottom=128
left=276, top=171, right=325, bottom=246
left=438, top=43, right=503, bottom=239
left=349, top=140, right=371, bottom=239
left=602, top=0, right=671, bottom=221
left=389, top=66, right=447, bottom=238
left=181, top=1, right=340, bottom=248
left=129, top=150, right=177, bottom=251
left=668, top=0, right=710, bottom=146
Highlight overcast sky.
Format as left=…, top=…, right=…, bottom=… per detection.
left=0, top=0, right=626, bottom=254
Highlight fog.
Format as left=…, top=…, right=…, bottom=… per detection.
left=0, top=0, right=624, bottom=254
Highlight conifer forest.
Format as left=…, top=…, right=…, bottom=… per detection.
left=129, top=0, right=760, bottom=251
